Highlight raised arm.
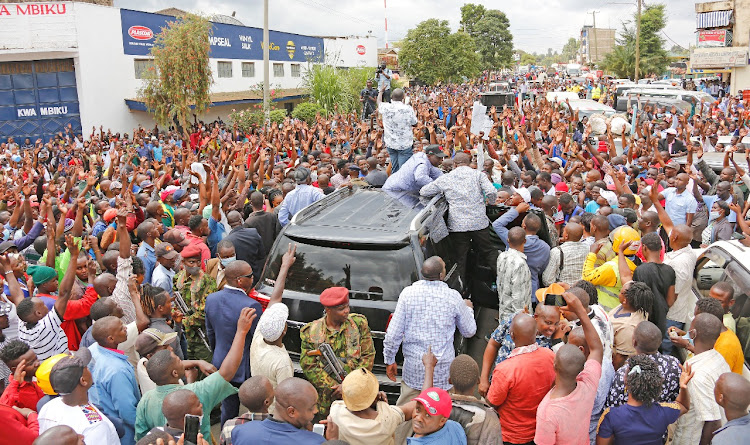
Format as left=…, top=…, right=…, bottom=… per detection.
left=562, top=291, right=603, bottom=363
left=54, top=234, right=80, bottom=319
left=266, top=244, right=296, bottom=307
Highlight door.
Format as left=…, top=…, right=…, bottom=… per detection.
left=0, top=59, right=82, bottom=144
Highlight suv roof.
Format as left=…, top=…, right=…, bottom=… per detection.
left=288, top=187, right=432, bottom=245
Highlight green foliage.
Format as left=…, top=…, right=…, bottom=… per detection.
left=138, top=13, right=213, bottom=130
left=399, top=19, right=480, bottom=85
left=520, top=52, right=536, bottom=66
left=228, top=109, right=263, bottom=131
left=461, top=4, right=513, bottom=69
left=602, top=3, right=669, bottom=78
left=561, top=37, right=579, bottom=63
left=292, top=102, right=323, bottom=125
left=302, top=65, right=375, bottom=116
left=269, top=109, right=287, bottom=124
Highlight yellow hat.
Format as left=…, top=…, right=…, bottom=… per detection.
left=536, top=282, right=567, bottom=303
left=342, top=368, right=380, bottom=411
left=611, top=225, right=641, bottom=256
left=35, top=353, right=68, bottom=395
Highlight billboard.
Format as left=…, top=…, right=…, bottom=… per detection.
left=120, top=9, right=323, bottom=63
left=696, top=29, right=732, bottom=48
left=691, top=47, right=748, bottom=68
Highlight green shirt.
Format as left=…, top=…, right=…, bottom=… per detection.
left=135, top=371, right=237, bottom=440
left=40, top=237, right=81, bottom=282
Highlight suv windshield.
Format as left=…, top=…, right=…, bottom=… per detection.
left=262, top=235, right=419, bottom=301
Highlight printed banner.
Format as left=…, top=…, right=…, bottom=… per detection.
left=120, top=9, right=323, bottom=62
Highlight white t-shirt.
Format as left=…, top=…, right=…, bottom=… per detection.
left=250, top=328, right=294, bottom=414
left=18, top=308, right=68, bottom=361
left=38, top=397, right=119, bottom=444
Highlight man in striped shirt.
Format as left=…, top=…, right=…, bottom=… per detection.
left=15, top=235, right=81, bottom=361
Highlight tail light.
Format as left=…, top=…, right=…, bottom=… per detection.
left=252, top=291, right=270, bottom=310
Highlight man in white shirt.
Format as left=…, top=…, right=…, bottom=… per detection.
left=378, top=87, right=417, bottom=173
left=250, top=302, right=293, bottom=414
left=38, top=348, right=120, bottom=444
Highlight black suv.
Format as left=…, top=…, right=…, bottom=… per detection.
left=254, top=186, right=549, bottom=393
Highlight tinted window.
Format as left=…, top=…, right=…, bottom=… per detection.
left=263, top=235, right=419, bottom=301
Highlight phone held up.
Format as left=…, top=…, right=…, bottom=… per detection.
left=544, top=294, right=566, bottom=307
left=184, top=414, right=200, bottom=445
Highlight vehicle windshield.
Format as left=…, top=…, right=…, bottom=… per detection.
left=262, top=235, right=420, bottom=301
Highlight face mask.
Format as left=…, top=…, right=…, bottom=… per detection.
left=709, top=211, right=720, bottom=221
left=681, top=331, right=695, bottom=346
left=185, top=266, right=201, bottom=276
left=220, top=256, right=236, bottom=267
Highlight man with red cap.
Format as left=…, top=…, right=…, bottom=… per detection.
left=173, top=243, right=217, bottom=363
left=300, top=286, right=375, bottom=419
left=410, top=387, right=467, bottom=444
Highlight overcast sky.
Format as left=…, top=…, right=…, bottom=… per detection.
left=114, top=0, right=696, bottom=55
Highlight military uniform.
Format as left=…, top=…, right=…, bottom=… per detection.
left=299, top=313, right=375, bottom=418
left=173, top=269, right=217, bottom=363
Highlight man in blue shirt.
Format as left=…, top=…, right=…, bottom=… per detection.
left=492, top=200, right=551, bottom=303
left=383, top=146, right=443, bottom=194
left=278, top=167, right=324, bottom=226
left=712, top=372, right=750, bottom=445
left=89, top=316, right=141, bottom=445
left=232, top=377, right=325, bottom=445
left=409, top=387, right=467, bottom=444
left=377, top=62, right=392, bottom=103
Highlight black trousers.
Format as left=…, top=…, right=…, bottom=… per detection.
left=450, top=227, right=497, bottom=293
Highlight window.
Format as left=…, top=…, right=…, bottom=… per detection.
left=241, top=62, right=255, bottom=78
left=291, top=64, right=301, bottom=78
left=273, top=63, right=284, bottom=77
left=217, top=61, right=233, bottom=78
left=134, top=59, right=155, bottom=79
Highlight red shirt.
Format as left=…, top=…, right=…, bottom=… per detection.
left=0, top=404, right=38, bottom=445
left=44, top=287, right=99, bottom=351
left=0, top=379, right=44, bottom=411
left=487, top=346, right=556, bottom=444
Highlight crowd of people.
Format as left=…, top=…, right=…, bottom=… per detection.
left=0, top=69, right=749, bottom=445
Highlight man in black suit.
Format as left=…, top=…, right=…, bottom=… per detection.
left=224, top=210, right=265, bottom=282
left=244, top=191, right=281, bottom=260
left=657, top=128, right=686, bottom=155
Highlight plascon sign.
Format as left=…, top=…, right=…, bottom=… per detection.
left=120, top=8, right=323, bottom=62
left=128, top=26, right=153, bottom=40
left=356, top=45, right=366, bottom=55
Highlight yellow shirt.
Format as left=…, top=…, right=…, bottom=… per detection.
left=714, top=329, right=744, bottom=374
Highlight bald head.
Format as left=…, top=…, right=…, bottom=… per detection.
left=225, top=260, right=252, bottom=281
left=567, top=326, right=589, bottom=357
left=162, top=389, right=201, bottom=428
left=454, top=153, right=471, bottom=166
left=34, top=425, right=82, bottom=445
left=174, top=208, right=191, bottom=226
left=716, top=372, right=750, bottom=413
left=274, top=377, right=317, bottom=422
left=640, top=211, right=659, bottom=227
left=227, top=210, right=243, bottom=228
left=93, top=273, right=117, bottom=297
left=510, top=313, right=537, bottom=347
left=564, top=222, right=583, bottom=242
left=569, top=287, right=590, bottom=309
left=670, top=224, right=693, bottom=249
left=391, top=88, right=405, bottom=102
left=239, top=375, right=274, bottom=412
left=694, top=312, right=722, bottom=346
left=633, top=320, right=662, bottom=353
left=555, top=343, right=587, bottom=380
left=421, top=256, right=445, bottom=281
left=250, top=191, right=265, bottom=210
left=91, top=316, right=122, bottom=346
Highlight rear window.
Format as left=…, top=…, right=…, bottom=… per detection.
left=262, top=235, right=419, bottom=301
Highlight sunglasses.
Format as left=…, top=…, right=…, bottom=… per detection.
left=239, top=273, right=254, bottom=279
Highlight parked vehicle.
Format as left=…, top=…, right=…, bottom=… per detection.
left=255, top=186, right=550, bottom=394
left=560, top=99, right=617, bottom=120
left=615, top=88, right=715, bottom=113
left=615, top=95, right=692, bottom=116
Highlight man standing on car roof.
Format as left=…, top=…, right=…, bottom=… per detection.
left=299, top=287, right=375, bottom=420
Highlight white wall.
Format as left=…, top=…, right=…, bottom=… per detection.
left=324, top=36, right=378, bottom=68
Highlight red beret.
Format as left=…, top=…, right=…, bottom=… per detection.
left=320, top=287, right=349, bottom=307
left=180, top=243, right=203, bottom=258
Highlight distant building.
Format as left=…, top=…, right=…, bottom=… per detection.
left=378, top=48, right=399, bottom=69
left=580, top=26, right=615, bottom=65
left=690, top=0, right=750, bottom=94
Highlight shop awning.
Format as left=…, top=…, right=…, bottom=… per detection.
left=696, top=10, right=732, bottom=29
left=125, top=88, right=307, bottom=111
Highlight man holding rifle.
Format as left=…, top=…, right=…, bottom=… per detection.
left=300, top=286, right=375, bottom=419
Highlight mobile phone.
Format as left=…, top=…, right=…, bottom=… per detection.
left=184, top=414, right=200, bottom=445
left=313, top=424, right=325, bottom=436
left=658, top=167, right=664, bottom=174
left=544, top=294, right=566, bottom=307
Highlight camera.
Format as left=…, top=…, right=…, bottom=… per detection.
left=376, top=67, right=383, bottom=75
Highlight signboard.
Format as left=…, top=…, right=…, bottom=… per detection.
left=120, top=9, right=323, bottom=62
left=0, top=2, right=76, bottom=50
left=691, top=47, right=748, bottom=68
left=696, top=29, right=732, bottom=48
left=356, top=44, right=366, bottom=55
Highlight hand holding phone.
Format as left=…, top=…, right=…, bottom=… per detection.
left=544, top=294, right=566, bottom=307
left=184, top=414, right=200, bottom=445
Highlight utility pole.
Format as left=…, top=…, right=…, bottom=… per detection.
left=263, top=0, right=270, bottom=123
left=589, top=10, right=600, bottom=66
left=635, top=0, right=642, bottom=82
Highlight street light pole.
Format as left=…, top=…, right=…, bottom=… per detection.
left=635, top=0, right=642, bottom=82
left=263, top=0, right=270, bottom=123
left=591, top=10, right=599, bottom=66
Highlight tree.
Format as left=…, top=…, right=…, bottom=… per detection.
left=561, top=37, right=579, bottom=63
left=138, top=13, right=213, bottom=131
left=460, top=4, right=513, bottom=69
left=519, top=52, right=536, bottom=66
left=602, top=3, right=669, bottom=78
left=399, top=19, right=480, bottom=84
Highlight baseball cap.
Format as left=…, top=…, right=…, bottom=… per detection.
left=665, top=128, right=677, bottom=135
left=549, top=157, right=564, bottom=167
left=516, top=188, right=531, bottom=203
left=49, top=348, right=92, bottom=395
left=155, top=242, right=179, bottom=259
left=163, top=229, right=189, bottom=247
left=110, top=180, right=123, bottom=190
left=341, top=368, right=380, bottom=411
left=135, top=328, right=178, bottom=357
left=0, top=240, right=17, bottom=254
left=535, top=282, right=566, bottom=304
left=103, top=208, right=118, bottom=223
left=665, top=160, right=680, bottom=171
left=424, top=145, right=446, bottom=158
left=173, top=189, right=186, bottom=201
left=413, top=387, right=452, bottom=418
left=140, top=180, right=154, bottom=189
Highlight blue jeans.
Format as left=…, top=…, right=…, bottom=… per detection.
left=387, top=146, right=413, bottom=173
left=661, top=319, right=684, bottom=356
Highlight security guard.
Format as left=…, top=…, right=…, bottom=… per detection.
left=299, top=287, right=375, bottom=419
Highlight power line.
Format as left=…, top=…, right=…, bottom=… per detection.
left=289, top=0, right=380, bottom=29
left=662, top=31, right=687, bottom=50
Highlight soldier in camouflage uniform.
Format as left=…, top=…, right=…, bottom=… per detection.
left=300, top=286, right=375, bottom=419
left=173, top=244, right=217, bottom=363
